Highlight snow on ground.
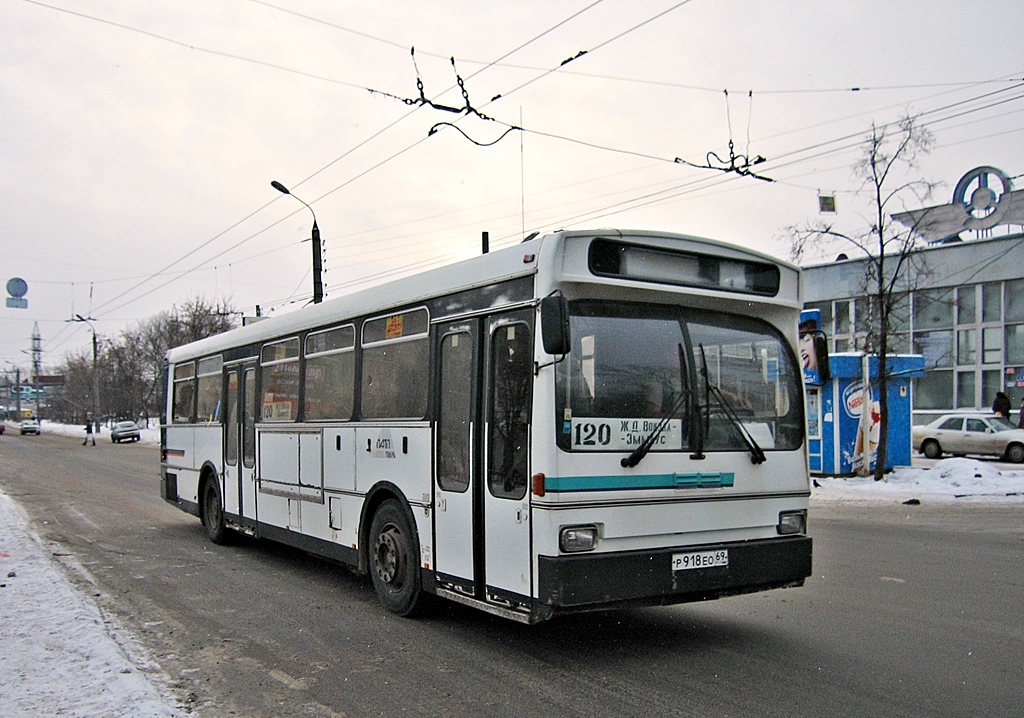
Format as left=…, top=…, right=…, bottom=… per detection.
left=1, top=419, right=1022, bottom=715
left=0, top=485, right=182, bottom=716
left=32, top=417, right=162, bottom=445
left=813, top=458, right=1024, bottom=503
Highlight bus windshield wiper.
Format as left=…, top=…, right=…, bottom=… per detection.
left=698, top=344, right=766, bottom=465
left=621, top=343, right=690, bottom=469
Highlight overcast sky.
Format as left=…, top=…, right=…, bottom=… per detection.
left=2, top=0, right=1022, bottom=374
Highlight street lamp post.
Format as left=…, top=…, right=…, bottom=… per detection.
left=271, top=180, right=323, bottom=304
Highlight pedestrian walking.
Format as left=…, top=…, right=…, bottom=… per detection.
left=83, top=419, right=95, bottom=446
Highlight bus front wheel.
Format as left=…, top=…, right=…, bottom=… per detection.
left=202, top=478, right=227, bottom=545
left=369, top=500, right=421, bottom=616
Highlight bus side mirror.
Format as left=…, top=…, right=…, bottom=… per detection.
left=540, top=295, right=571, bottom=355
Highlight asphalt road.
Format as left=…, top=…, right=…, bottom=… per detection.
left=1, top=430, right=1022, bottom=717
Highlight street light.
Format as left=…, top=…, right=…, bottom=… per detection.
left=271, top=180, right=323, bottom=304
left=70, top=315, right=100, bottom=429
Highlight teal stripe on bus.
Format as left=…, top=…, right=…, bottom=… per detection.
left=545, top=472, right=735, bottom=493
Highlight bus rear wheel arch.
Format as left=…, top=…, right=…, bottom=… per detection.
left=368, top=499, right=422, bottom=616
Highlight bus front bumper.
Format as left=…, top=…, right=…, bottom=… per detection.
left=537, top=535, right=812, bottom=611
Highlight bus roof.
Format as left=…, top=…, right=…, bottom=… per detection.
left=165, top=229, right=798, bottom=364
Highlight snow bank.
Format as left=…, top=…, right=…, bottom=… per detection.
left=812, top=457, right=1024, bottom=502
left=0, top=490, right=181, bottom=717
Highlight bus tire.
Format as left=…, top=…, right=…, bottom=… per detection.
left=201, top=478, right=227, bottom=545
left=369, top=499, right=421, bottom=616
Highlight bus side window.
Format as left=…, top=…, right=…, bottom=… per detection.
left=172, top=362, right=196, bottom=424
left=360, top=310, right=429, bottom=419
left=488, top=323, right=532, bottom=500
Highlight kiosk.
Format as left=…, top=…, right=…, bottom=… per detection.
left=805, top=352, right=925, bottom=475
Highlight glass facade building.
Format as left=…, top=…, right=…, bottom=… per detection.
left=802, top=231, right=1024, bottom=424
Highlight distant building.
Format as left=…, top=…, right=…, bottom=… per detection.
left=802, top=166, right=1024, bottom=424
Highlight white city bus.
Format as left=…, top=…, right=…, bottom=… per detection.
left=161, top=229, right=813, bottom=623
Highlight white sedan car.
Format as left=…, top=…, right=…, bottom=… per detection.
left=913, top=413, right=1024, bottom=462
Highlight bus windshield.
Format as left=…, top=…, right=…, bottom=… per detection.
left=555, top=301, right=803, bottom=454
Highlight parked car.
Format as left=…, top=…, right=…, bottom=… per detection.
left=20, top=419, right=40, bottom=435
left=912, top=413, right=1024, bottom=462
left=111, top=421, right=141, bottom=443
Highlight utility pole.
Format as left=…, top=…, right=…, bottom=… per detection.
left=31, top=322, right=42, bottom=420
left=70, top=315, right=100, bottom=429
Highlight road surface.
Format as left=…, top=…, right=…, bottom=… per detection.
left=1, top=431, right=1021, bottom=717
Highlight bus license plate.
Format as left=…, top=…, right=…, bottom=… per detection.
left=672, top=549, right=728, bottom=571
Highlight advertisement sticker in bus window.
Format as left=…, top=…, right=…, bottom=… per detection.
left=386, top=315, right=404, bottom=339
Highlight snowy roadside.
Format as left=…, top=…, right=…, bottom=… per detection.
left=0, top=487, right=184, bottom=717
left=812, top=457, right=1024, bottom=504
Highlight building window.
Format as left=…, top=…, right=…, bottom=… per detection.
left=982, top=370, right=1002, bottom=409
left=916, top=370, right=952, bottom=410
left=982, top=326, right=1003, bottom=365
left=983, top=282, right=1002, bottom=323
left=956, top=371, right=976, bottom=408
left=914, top=289, right=954, bottom=330
left=1005, top=279, right=1024, bottom=322
left=957, top=285, right=977, bottom=325
left=914, top=331, right=953, bottom=368
left=835, top=300, right=851, bottom=335
left=957, top=329, right=977, bottom=365
left=1006, top=324, right=1024, bottom=364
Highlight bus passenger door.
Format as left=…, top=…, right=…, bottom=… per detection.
left=483, top=311, right=533, bottom=605
left=222, top=363, right=258, bottom=527
left=434, top=320, right=482, bottom=595
left=240, top=364, right=258, bottom=524
left=222, top=368, right=241, bottom=517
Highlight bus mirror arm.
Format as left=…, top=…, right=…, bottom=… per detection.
left=534, top=354, right=565, bottom=376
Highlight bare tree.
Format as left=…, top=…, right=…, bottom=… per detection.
left=790, top=115, right=936, bottom=479
left=52, top=296, right=238, bottom=424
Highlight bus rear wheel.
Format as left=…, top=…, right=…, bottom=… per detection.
left=369, top=500, right=421, bottom=616
left=202, top=478, right=227, bottom=545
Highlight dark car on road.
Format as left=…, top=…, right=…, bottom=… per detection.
left=111, top=421, right=141, bottom=443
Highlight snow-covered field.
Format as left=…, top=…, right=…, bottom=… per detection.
left=1, top=420, right=1022, bottom=715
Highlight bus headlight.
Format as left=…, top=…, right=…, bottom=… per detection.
left=560, top=525, right=598, bottom=553
left=777, top=510, right=807, bottom=535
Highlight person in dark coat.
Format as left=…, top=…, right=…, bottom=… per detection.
left=82, top=418, right=95, bottom=446
left=992, top=391, right=1011, bottom=419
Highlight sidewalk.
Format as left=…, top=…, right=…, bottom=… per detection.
left=0, top=483, right=183, bottom=716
